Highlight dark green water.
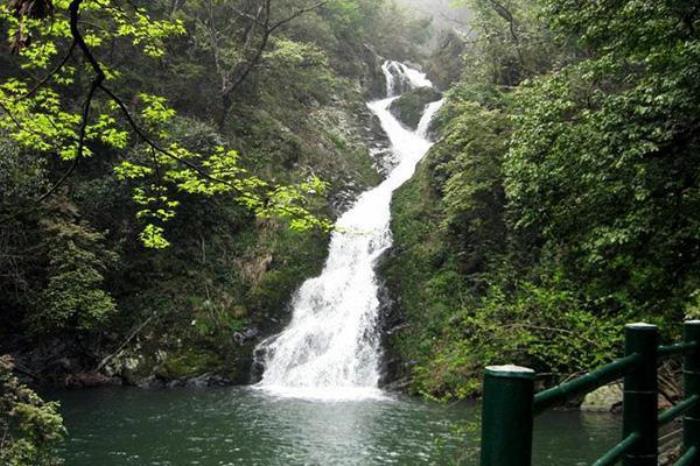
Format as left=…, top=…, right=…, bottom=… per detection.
left=50, top=387, right=620, bottom=465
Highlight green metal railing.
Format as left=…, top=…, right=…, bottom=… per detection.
left=480, top=320, right=700, bottom=466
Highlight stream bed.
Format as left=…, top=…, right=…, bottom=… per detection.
left=51, top=387, right=620, bottom=465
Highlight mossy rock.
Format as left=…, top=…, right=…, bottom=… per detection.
left=159, top=348, right=223, bottom=379
left=389, top=87, right=443, bottom=130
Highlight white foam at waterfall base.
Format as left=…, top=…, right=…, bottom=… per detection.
left=255, top=62, right=443, bottom=402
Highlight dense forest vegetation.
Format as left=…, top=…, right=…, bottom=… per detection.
left=1, top=0, right=699, bottom=463
left=385, top=0, right=700, bottom=398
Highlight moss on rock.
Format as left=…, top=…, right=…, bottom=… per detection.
left=159, top=349, right=223, bottom=379
left=389, top=87, right=443, bottom=130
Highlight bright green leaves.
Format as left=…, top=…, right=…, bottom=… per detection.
left=114, top=134, right=331, bottom=249
left=261, top=177, right=333, bottom=232
left=0, top=1, right=185, bottom=164
left=138, top=224, right=168, bottom=249
left=0, top=81, right=82, bottom=157
left=1, top=1, right=330, bottom=249
left=114, top=160, right=153, bottom=180
left=2, top=0, right=185, bottom=63
left=87, top=113, right=129, bottom=149
left=138, top=93, right=177, bottom=128
left=113, top=7, right=185, bottom=58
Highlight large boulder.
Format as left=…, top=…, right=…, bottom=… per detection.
left=389, top=87, right=443, bottom=130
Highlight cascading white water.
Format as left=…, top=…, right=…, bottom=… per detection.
left=255, top=62, right=443, bottom=401
left=381, top=60, right=432, bottom=97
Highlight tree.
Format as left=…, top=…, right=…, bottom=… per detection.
left=506, top=0, right=700, bottom=316
left=186, top=0, right=328, bottom=128
left=0, top=0, right=329, bottom=249
left=0, top=355, right=64, bottom=466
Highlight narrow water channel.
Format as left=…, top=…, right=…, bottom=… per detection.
left=51, top=387, right=620, bottom=465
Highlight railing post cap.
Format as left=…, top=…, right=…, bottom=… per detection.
left=485, top=365, right=535, bottom=379
left=625, top=322, right=658, bottom=330
left=685, top=320, right=700, bottom=325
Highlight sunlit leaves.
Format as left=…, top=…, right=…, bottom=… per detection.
left=138, top=93, right=176, bottom=129
left=113, top=7, right=185, bottom=58
left=0, top=1, right=329, bottom=249
left=0, top=81, right=83, bottom=157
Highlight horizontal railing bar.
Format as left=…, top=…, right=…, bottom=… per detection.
left=591, top=432, right=640, bottom=466
left=658, top=341, right=698, bottom=358
left=674, top=446, right=698, bottom=466
left=534, top=353, right=641, bottom=414
left=659, top=395, right=700, bottom=426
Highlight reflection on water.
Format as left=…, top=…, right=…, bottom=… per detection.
left=49, top=387, right=620, bottom=465
left=534, top=410, right=623, bottom=466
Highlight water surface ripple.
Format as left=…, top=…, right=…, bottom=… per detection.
left=53, top=387, right=620, bottom=465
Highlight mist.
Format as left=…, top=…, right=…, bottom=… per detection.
left=394, top=0, right=472, bottom=34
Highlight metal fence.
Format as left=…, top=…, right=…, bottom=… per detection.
left=480, top=321, right=700, bottom=466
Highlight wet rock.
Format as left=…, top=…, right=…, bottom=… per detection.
left=136, top=375, right=165, bottom=389
left=389, top=87, right=443, bottom=131
left=233, top=327, right=260, bottom=346
left=382, top=376, right=411, bottom=392
left=361, top=44, right=387, bottom=100
left=63, top=372, right=121, bottom=388
left=581, top=383, right=623, bottom=412
left=581, top=381, right=675, bottom=413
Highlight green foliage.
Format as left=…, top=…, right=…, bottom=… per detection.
left=456, top=0, right=562, bottom=86
left=0, top=1, right=329, bottom=248
left=0, top=356, right=65, bottom=466
left=386, top=0, right=700, bottom=399
left=434, top=94, right=509, bottom=275
left=417, top=271, right=625, bottom=399
left=506, top=0, right=700, bottom=315
left=262, top=38, right=335, bottom=101
left=30, top=199, right=117, bottom=334
left=321, top=0, right=431, bottom=62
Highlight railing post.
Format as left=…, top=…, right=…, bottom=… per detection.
left=623, top=323, right=659, bottom=466
left=684, top=320, right=700, bottom=463
left=480, top=365, right=535, bottom=466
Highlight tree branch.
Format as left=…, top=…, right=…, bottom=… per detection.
left=35, top=0, right=247, bottom=200
left=269, top=0, right=327, bottom=33
left=487, top=0, right=527, bottom=71
left=217, top=0, right=327, bottom=127
left=98, top=84, right=237, bottom=187
left=37, top=0, right=103, bottom=203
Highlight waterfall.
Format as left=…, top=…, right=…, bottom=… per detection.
left=417, top=99, right=445, bottom=137
left=381, top=60, right=432, bottom=97
left=255, top=62, right=443, bottom=401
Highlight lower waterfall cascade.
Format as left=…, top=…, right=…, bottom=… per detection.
left=254, top=61, right=444, bottom=401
